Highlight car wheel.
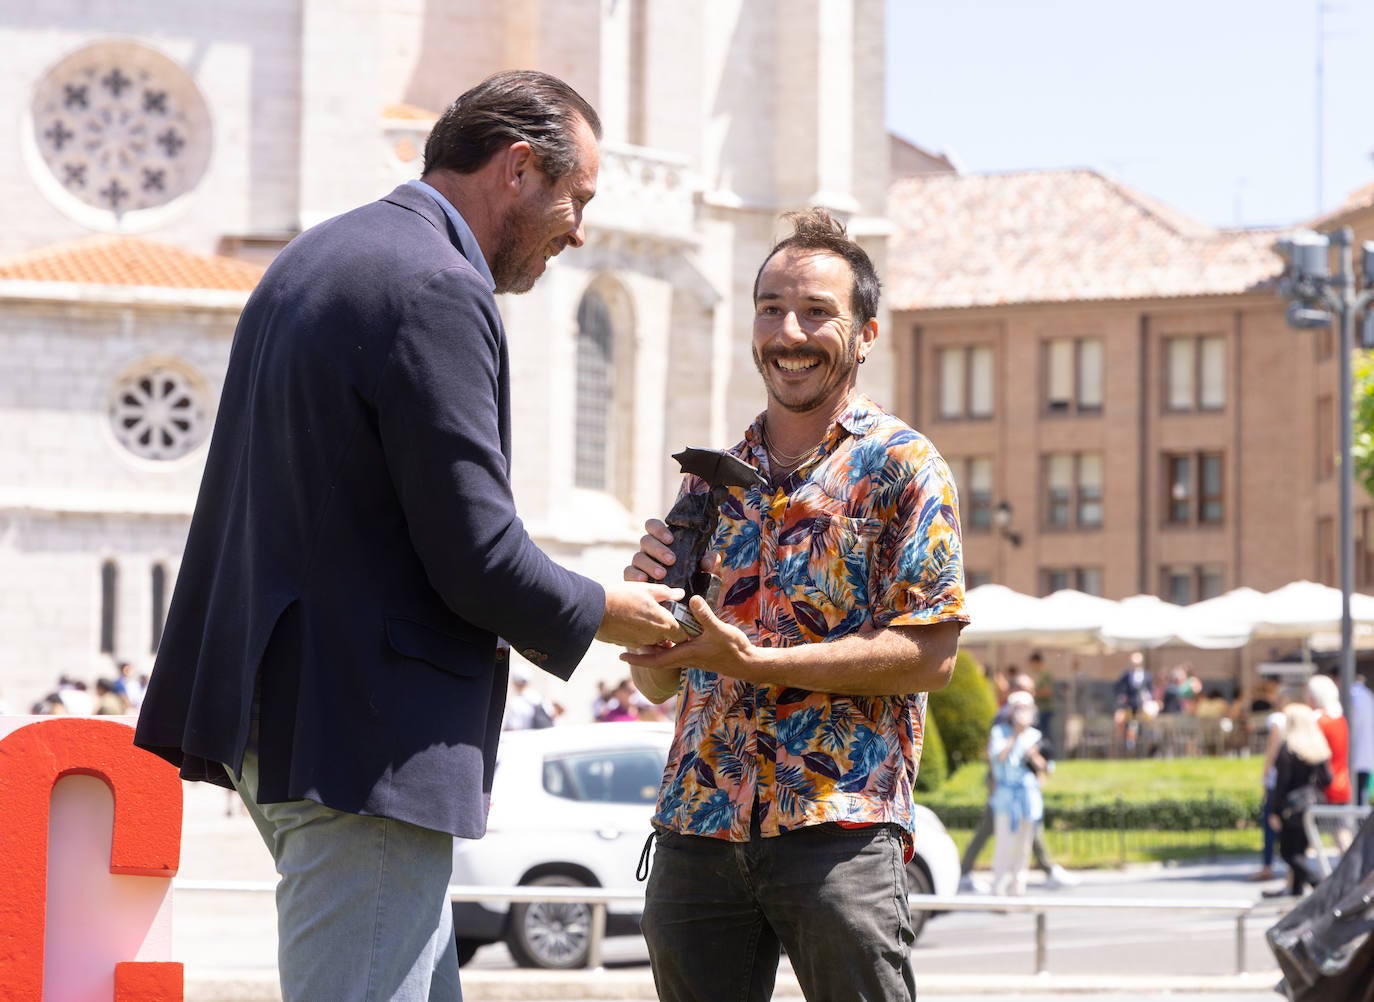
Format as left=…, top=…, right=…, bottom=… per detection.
left=454, top=936, right=481, bottom=966
left=505, top=874, right=594, bottom=969
left=906, top=860, right=934, bottom=943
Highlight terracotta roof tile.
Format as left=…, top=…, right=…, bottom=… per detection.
left=383, top=102, right=439, bottom=122
left=0, top=236, right=264, bottom=291
left=887, top=169, right=1285, bottom=311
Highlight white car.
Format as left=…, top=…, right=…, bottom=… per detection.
left=452, top=721, right=961, bottom=969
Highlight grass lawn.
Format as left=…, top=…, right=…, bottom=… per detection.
left=924, top=755, right=1264, bottom=809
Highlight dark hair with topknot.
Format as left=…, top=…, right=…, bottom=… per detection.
left=423, top=70, right=602, bottom=181
left=752, top=208, right=881, bottom=327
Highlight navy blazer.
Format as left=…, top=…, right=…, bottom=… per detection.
left=135, top=184, right=605, bottom=838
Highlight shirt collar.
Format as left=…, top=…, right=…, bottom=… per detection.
left=745, top=392, right=885, bottom=451
left=405, top=178, right=495, bottom=291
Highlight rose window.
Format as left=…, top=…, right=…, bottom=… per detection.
left=31, top=42, right=211, bottom=220
left=109, top=364, right=210, bottom=461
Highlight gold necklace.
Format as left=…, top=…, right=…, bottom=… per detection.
left=762, top=421, right=824, bottom=468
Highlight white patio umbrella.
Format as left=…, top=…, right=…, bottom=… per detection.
left=1035, top=589, right=1119, bottom=649
left=960, top=584, right=1047, bottom=644
left=1096, top=594, right=1189, bottom=650
left=1252, top=580, right=1374, bottom=637
left=1174, top=587, right=1265, bottom=648
left=1095, top=593, right=1254, bottom=650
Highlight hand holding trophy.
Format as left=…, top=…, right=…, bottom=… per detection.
left=660, top=447, right=766, bottom=635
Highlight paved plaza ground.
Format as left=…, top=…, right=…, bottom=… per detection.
left=174, top=782, right=1294, bottom=1001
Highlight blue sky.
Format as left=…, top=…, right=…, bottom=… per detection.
left=884, top=0, right=1374, bottom=230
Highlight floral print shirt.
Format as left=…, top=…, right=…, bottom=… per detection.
left=652, top=394, right=967, bottom=843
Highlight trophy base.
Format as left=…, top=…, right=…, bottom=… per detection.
left=665, top=599, right=702, bottom=637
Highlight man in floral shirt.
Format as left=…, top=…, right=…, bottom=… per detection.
left=623, top=208, right=967, bottom=1001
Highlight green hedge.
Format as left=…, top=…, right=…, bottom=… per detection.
left=927, top=650, right=995, bottom=775
left=914, top=710, right=947, bottom=793
left=933, top=793, right=1262, bottom=832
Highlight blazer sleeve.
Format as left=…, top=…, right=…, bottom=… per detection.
left=375, top=264, right=604, bottom=678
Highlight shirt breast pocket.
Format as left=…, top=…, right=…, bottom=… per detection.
left=773, top=513, right=882, bottom=638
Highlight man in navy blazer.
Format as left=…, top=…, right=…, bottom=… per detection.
left=135, top=71, right=684, bottom=1002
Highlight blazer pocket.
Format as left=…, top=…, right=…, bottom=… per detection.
left=385, top=617, right=488, bottom=679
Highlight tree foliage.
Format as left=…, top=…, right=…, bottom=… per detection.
left=926, top=649, right=997, bottom=776
left=913, top=710, right=946, bottom=793
left=1353, top=351, right=1374, bottom=498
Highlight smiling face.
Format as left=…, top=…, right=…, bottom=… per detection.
left=751, top=248, right=878, bottom=415
left=489, top=116, right=599, bottom=294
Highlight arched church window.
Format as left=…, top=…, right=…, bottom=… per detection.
left=29, top=40, right=212, bottom=227
left=574, top=290, right=614, bottom=490
left=151, top=562, right=168, bottom=653
left=99, top=560, right=117, bottom=655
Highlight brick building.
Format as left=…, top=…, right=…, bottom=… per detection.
left=885, top=165, right=1374, bottom=691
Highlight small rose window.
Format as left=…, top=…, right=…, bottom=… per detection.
left=109, top=363, right=209, bottom=461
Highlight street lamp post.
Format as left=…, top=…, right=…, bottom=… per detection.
left=1278, top=226, right=1374, bottom=788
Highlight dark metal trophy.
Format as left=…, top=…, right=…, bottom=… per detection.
left=662, top=447, right=766, bottom=636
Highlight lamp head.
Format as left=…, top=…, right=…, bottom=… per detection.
left=1286, top=301, right=1333, bottom=330
left=1276, top=228, right=1331, bottom=281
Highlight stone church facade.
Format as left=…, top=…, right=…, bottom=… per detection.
left=0, top=1, right=891, bottom=717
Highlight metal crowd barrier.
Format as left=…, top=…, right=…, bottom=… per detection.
left=172, top=879, right=1261, bottom=975
left=1302, top=803, right=1373, bottom=878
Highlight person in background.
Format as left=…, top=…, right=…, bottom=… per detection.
left=596, top=678, right=640, bottom=723
left=94, top=678, right=127, bottom=715
left=1113, top=652, right=1153, bottom=751
left=56, top=677, right=95, bottom=715
left=112, top=660, right=144, bottom=709
left=1263, top=702, right=1333, bottom=899
left=958, top=673, right=1076, bottom=893
left=1250, top=697, right=1289, bottom=883
left=994, top=664, right=1016, bottom=706
left=1350, top=673, right=1374, bottom=806
left=1307, top=673, right=1351, bottom=806
left=504, top=668, right=556, bottom=730
left=1030, top=651, right=1056, bottom=750
left=988, top=692, right=1044, bottom=897
left=1159, top=666, right=1190, bottom=715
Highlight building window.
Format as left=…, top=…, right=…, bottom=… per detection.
left=1318, top=517, right=1335, bottom=585
left=1044, top=452, right=1103, bottom=529
left=966, top=569, right=993, bottom=589
left=1163, top=565, right=1226, bottom=605
left=951, top=456, right=994, bottom=531
left=937, top=345, right=994, bottom=419
left=29, top=41, right=212, bottom=226
left=1164, top=335, right=1226, bottom=412
left=100, top=559, right=117, bottom=654
left=1317, top=395, right=1335, bottom=481
left=108, top=360, right=210, bottom=461
left=1045, top=337, right=1103, bottom=415
left=151, top=562, right=167, bottom=653
left=1164, top=452, right=1224, bottom=525
left=1043, top=567, right=1103, bottom=596
left=574, top=290, right=614, bottom=490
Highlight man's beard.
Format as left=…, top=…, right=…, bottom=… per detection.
left=488, top=205, right=546, bottom=295
left=753, top=331, right=860, bottom=413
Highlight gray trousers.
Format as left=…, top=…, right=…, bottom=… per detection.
left=228, top=733, right=462, bottom=1002
left=960, top=803, right=1054, bottom=875
left=643, top=824, right=917, bottom=1001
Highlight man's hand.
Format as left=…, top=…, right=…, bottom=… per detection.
left=625, top=518, right=676, bottom=583
left=596, top=581, right=689, bottom=648
left=620, top=595, right=757, bottom=678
